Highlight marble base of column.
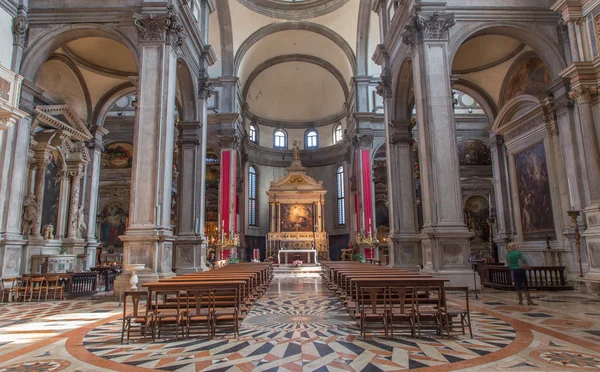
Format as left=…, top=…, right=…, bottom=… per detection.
left=61, top=238, right=89, bottom=271
left=581, top=205, right=600, bottom=291
left=388, top=234, right=421, bottom=271
left=114, top=234, right=175, bottom=295
left=0, top=238, right=28, bottom=278
left=420, top=227, right=476, bottom=288
left=174, top=235, right=209, bottom=274
left=84, top=240, right=100, bottom=270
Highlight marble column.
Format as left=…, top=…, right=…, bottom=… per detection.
left=0, top=116, right=32, bottom=278
left=116, top=11, right=184, bottom=292
left=386, top=119, right=420, bottom=270
left=82, top=127, right=109, bottom=269
left=54, top=170, right=70, bottom=241
left=570, top=86, right=600, bottom=283
left=217, top=135, right=238, bottom=260
left=32, top=153, right=51, bottom=240
left=404, top=11, right=472, bottom=286
left=66, top=168, right=84, bottom=239
left=566, top=20, right=581, bottom=63
left=11, top=9, right=27, bottom=73
left=489, top=133, right=514, bottom=263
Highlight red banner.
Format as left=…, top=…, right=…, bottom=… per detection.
left=221, top=151, right=231, bottom=234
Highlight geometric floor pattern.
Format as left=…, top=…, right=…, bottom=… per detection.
left=2, top=276, right=600, bottom=371
left=82, top=278, right=516, bottom=371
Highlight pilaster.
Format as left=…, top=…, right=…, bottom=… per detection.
left=404, top=10, right=472, bottom=286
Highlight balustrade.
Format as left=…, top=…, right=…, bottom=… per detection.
left=481, top=265, right=572, bottom=290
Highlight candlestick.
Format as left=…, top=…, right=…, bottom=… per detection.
left=567, top=210, right=583, bottom=277
left=568, top=178, right=574, bottom=211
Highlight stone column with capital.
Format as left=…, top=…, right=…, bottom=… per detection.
left=403, top=10, right=472, bottom=286
left=82, top=127, right=109, bottom=269
left=115, top=10, right=184, bottom=292
left=66, top=168, right=84, bottom=239
left=217, top=134, right=239, bottom=260
left=11, top=9, right=28, bottom=72
left=489, top=133, right=514, bottom=263
left=568, top=85, right=600, bottom=283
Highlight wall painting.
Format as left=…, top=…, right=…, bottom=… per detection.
left=101, top=143, right=133, bottom=169
left=503, top=56, right=551, bottom=104
left=280, top=203, right=314, bottom=232
left=458, top=140, right=492, bottom=166
left=515, top=142, right=556, bottom=240
left=99, top=201, right=128, bottom=248
left=464, top=196, right=490, bottom=243
left=41, top=150, right=61, bottom=230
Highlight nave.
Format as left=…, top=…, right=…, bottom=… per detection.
left=1, top=275, right=600, bottom=371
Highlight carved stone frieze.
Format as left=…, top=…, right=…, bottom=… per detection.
left=133, top=11, right=186, bottom=46
left=402, top=12, right=455, bottom=47
left=558, top=18, right=569, bottom=50
left=12, top=15, right=28, bottom=47
left=504, top=115, right=546, bottom=142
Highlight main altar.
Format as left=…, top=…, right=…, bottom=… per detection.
left=266, top=143, right=328, bottom=264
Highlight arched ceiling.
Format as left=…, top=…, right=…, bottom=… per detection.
left=62, top=37, right=137, bottom=76
left=246, top=61, right=345, bottom=122
left=238, top=29, right=353, bottom=90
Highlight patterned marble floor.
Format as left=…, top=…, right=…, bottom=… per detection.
left=0, top=277, right=600, bottom=371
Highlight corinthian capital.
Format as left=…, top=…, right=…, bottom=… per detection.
left=198, top=77, right=214, bottom=100
left=12, top=15, right=28, bottom=47
left=570, top=86, right=598, bottom=103
left=133, top=11, right=186, bottom=46
left=218, top=135, right=239, bottom=150
left=402, top=11, right=455, bottom=47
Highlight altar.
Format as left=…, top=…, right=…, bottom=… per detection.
left=266, top=142, right=328, bottom=264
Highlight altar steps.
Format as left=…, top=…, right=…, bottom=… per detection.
left=273, top=264, right=321, bottom=276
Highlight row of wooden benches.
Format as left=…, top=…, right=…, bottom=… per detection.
left=320, top=261, right=473, bottom=339
left=120, top=263, right=273, bottom=343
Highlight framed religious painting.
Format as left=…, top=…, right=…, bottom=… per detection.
left=514, top=142, right=556, bottom=240
left=280, top=203, right=314, bottom=232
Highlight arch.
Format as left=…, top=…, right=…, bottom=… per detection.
left=46, top=53, right=93, bottom=123
left=215, top=0, right=234, bottom=76
left=92, top=82, right=136, bottom=127
left=305, top=128, right=319, bottom=149
left=333, top=123, right=343, bottom=144
left=273, top=128, right=288, bottom=149
left=452, top=79, right=498, bottom=124
left=449, top=23, right=566, bottom=79
left=498, top=51, right=551, bottom=108
left=176, top=59, right=198, bottom=121
left=234, top=21, right=357, bottom=77
left=248, top=123, right=258, bottom=143
left=356, top=0, right=371, bottom=76
left=492, top=94, right=543, bottom=134
left=393, top=57, right=413, bottom=121
left=242, top=54, right=350, bottom=101
left=20, top=24, right=139, bottom=82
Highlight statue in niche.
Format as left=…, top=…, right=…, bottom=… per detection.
left=76, top=206, right=87, bottom=239
left=22, top=193, right=39, bottom=237
left=292, top=140, right=300, bottom=161
left=43, top=224, right=54, bottom=240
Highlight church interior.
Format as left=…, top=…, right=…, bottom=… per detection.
left=2, top=0, right=600, bottom=370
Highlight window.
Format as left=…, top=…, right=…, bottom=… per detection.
left=333, top=124, right=343, bottom=144
left=249, top=124, right=257, bottom=143
left=336, top=166, right=346, bottom=225
left=274, top=129, right=287, bottom=148
left=248, top=166, right=257, bottom=226
left=306, top=129, right=318, bottom=148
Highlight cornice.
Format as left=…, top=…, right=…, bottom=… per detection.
left=244, top=138, right=349, bottom=168
left=245, top=110, right=346, bottom=129
left=27, top=8, right=138, bottom=24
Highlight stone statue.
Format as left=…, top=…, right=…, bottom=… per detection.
left=43, top=224, right=54, bottom=240
left=76, top=206, right=87, bottom=238
left=292, top=140, right=300, bottom=161
left=22, top=193, right=39, bottom=237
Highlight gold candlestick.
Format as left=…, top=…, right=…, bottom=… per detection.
left=567, top=210, right=583, bottom=277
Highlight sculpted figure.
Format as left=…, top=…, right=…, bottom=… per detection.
left=292, top=140, right=300, bottom=161
left=43, top=224, right=54, bottom=240
left=22, top=194, right=39, bottom=237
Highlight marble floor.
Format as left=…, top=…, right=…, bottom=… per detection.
left=1, top=278, right=600, bottom=371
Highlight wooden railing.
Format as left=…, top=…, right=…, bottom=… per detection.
left=91, top=268, right=120, bottom=291
left=67, top=272, right=98, bottom=296
left=481, top=265, right=572, bottom=290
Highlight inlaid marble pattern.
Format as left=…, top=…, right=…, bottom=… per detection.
left=0, top=278, right=600, bottom=371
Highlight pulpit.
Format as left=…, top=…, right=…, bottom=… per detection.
left=266, top=149, right=328, bottom=264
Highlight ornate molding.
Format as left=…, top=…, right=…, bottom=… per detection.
left=354, top=134, right=374, bottom=149
left=198, top=77, right=214, bottom=100
left=12, top=14, right=28, bottom=47
left=570, top=86, right=598, bottom=104
left=542, top=100, right=559, bottom=137
left=504, top=114, right=545, bottom=142
left=402, top=11, right=455, bottom=47
left=375, top=75, right=392, bottom=98
left=218, top=135, right=239, bottom=150
left=133, top=11, right=186, bottom=46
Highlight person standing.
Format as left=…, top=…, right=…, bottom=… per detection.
left=507, top=242, right=537, bottom=306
